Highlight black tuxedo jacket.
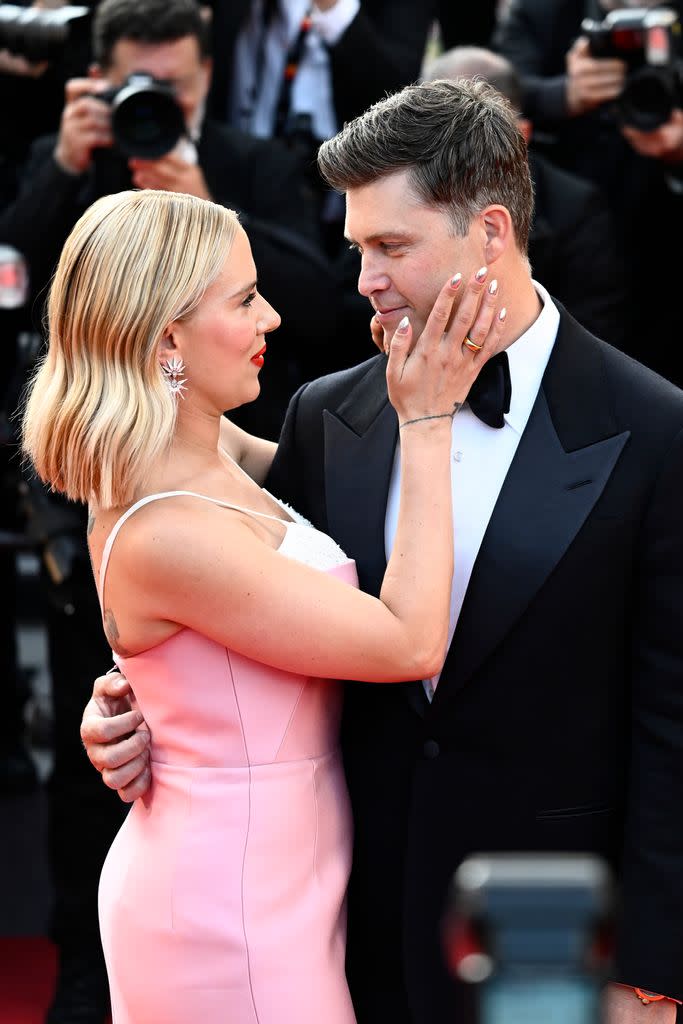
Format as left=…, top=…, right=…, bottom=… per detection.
left=266, top=306, right=683, bottom=1022
left=207, top=0, right=433, bottom=129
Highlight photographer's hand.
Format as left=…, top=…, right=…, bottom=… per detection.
left=622, top=108, right=683, bottom=163
left=54, top=78, right=113, bottom=175
left=0, top=49, right=48, bottom=77
left=566, top=36, right=627, bottom=117
left=128, top=151, right=212, bottom=200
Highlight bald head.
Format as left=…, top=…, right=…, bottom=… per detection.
left=422, top=46, right=523, bottom=113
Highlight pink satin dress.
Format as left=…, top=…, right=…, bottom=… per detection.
left=96, top=490, right=359, bottom=1024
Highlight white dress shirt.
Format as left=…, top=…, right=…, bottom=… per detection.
left=232, top=0, right=360, bottom=141
left=384, top=282, right=560, bottom=699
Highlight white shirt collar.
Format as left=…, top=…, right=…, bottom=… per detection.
left=503, top=279, right=559, bottom=435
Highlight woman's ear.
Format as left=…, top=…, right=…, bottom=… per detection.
left=482, top=205, right=513, bottom=266
left=157, top=327, right=180, bottom=367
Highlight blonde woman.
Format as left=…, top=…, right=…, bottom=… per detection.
left=22, top=189, right=504, bottom=1024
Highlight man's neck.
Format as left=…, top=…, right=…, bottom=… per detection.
left=499, top=270, right=543, bottom=353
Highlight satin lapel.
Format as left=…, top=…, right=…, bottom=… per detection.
left=324, top=357, right=395, bottom=598
left=323, top=357, right=430, bottom=718
left=432, top=311, right=631, bottom=708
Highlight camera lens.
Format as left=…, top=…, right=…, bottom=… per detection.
left=618, top=64, right=678, bottom=130
left=110, top=76, right=186, bottom=159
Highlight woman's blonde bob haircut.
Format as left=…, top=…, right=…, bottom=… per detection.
left=21, top=189, right=240, bottom=509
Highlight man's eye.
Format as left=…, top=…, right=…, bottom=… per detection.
left=243, top=291, right=257, bottom=307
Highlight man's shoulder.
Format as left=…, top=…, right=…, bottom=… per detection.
left=557, top=306, right=683, bottom=426
left=297, top=355, right=385, bottom=410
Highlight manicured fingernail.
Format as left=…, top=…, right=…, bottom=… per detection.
left=498, top=307, right=507, bottom=321
left=396, top=315, right=410, bottom=334
left=450, top=273, right=462, bottom=289
left=488, top=279, right=498, bottom=295
left=475, top=266, right=488, bottom=282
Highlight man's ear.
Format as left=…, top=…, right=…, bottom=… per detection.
left=517, top=117, right=533, bottom=144
left=481, top=206, right=513, bottom=266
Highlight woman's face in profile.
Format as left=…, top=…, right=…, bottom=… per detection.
left=171, top=228, right=281, bottom=412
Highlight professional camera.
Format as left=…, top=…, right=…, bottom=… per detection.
left=97, top=73, right=186, bottom=159
left=0, top=3, right=89, bottom=63
left=581, top=5, right=683, bottom=129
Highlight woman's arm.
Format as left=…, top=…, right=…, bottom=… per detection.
left=109, top=270, right=505, bottom=682
left=219, top=416, right=277, bottom=485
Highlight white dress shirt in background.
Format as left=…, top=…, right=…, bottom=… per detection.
left=232, top=0, right=360, bottom=141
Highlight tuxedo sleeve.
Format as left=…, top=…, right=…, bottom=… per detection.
left=264, top=382, right=308, bottom=510
left=614, top=425, right=683, bottom=1000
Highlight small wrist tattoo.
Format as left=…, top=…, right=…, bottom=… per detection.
left=400, top=410, right=459, bottom=429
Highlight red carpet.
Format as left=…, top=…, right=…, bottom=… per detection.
left=0, top=938, right=112, bottom=1024
left=0, top=937, right=57, bottom=1024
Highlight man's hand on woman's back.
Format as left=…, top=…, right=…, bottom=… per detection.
left=80, top=672, right=152, bottom=802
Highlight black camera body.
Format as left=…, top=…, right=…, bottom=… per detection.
left=96, top=73, right=186, bottom=159
left=582, top=5, right=683, bottom=129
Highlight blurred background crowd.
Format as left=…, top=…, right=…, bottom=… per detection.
left=1, top=0, right=682, bottom=1020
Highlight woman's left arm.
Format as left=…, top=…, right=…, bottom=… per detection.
left=219, top=416, right=277, bottom=484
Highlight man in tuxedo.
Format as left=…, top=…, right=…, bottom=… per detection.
left=81, top=79, right=683, bottom=1022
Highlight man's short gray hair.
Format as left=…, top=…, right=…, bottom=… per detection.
left=318, top=78, right=534, bottom=252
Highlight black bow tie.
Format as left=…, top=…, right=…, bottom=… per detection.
left=466, top=351, right=511, bottom=429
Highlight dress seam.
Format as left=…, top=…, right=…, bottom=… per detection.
left=225, top=647, right=261, bottom=1024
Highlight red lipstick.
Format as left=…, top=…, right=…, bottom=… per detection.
left=251, top=343, right=266, bottom=368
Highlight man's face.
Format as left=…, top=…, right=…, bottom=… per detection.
left=102, top=35, right=211, bottom=131
left=345, top=170, right=486, bottom=342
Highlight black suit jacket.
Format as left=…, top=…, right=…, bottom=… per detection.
left=265, top=306, right=683, bottom=1022
left=207, top=0, right=433, bottom=129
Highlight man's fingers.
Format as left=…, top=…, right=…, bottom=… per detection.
left=81, top=706, right=144, bottom=747
left=101, top=750, right=151, bottom=794
left=93, top=671, right=132, bottom=700
left=89, top=728, right=150, bottom=774
left=118, top=764, right=153, bottom=804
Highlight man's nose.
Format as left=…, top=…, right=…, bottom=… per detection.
left=357, top=259, right=390, bottom=298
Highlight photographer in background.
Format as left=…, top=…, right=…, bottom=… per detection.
left=0, top=0, right=344, bottom=435
left=0, top=0, right=96, bottom=209
left=494, top=0, right=683, bottom=387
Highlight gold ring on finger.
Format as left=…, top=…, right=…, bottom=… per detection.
left=463, top=336, right=483, bottom=352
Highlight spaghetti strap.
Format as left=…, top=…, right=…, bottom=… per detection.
left=97, top=489, right=290, bottom=604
